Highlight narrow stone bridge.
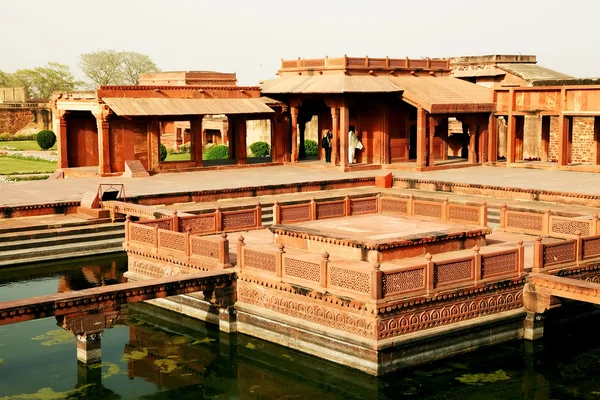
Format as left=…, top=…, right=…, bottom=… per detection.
left=0, top=270, right=234, bottom=363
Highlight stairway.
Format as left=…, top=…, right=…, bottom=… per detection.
left=487, top=207, right=501, bottom=229
left=0, top=222, right=125, bottom=268
left=261, top=205, right=274, bottom=226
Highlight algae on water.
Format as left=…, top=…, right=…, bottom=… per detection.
left=120, top=348, right=149, bottom=362
left=31, top=329, right=74, bottom=347
left=2, top=384, right=92, bottom=400
left=455, top=370, right=511, bottom=386
left=154, top=358, right=178, bottom=374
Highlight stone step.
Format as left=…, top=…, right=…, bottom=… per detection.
left=0, top=217, right=112, bottom=235
left=0, top=222, right=124, bottom=243
left=0, top=230, right=125, bottom=252
left=0, top=246, right=125, bottom=268
left=0, top=237, right=124, bottom=264
left=261, top=206, right=274, bottom=226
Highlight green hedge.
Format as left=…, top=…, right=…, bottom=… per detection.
left=159, top=144, right=168, bottom=161
left=304, top=139, right=318, bottom=157
left=249, top=141, right=270, bottom=157
left=36, top=130, right=56, bottom=150
left=204, top=144, right=229, bottom=160
left=0, top=133, right=37, bottom=141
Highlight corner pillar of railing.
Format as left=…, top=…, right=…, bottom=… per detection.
left=406, top=57, right=410, bottom=69
left=594, top=213, right=600, bottom=235
left=575, top=230, right=583, bottom=263
left=376, top=193, right=381, bottom=213
left=276, top=243, right=285, bottom=279
left=220, top=233, right=231, bottom=268
left=409, top=194, right=415, bottom=217
left=153, top=226, right=159, bottom=253
left=473, top=245, right=482, bottom=284
left=237, top=236, right=245, bottom=271
left=425, top=253, right=434, bottom=295
left=480, top=202, right=488, bottom=226
left=172, top=210, right=180, bottom=232
left=255, top=202, right=262, bottom=229
left=320, top=251, right=329, bottom=289
left=215, top=206, right=223, bottom=232
left=345, top=194, right=351, bottom=216
left=542, top=209, right=551, bottom=237
left=371, top=261, right=382, bottom=300
left=297, top=57, right=301, bottom=68
left=365, top=56, right=370, bottom=68
left=310, top=197, right=317, bottom=220
left=517, top=240, right=525, bottom=275
left=442, top=199, right=449, bottom=221
left=385, top=56, right=390, bottom=68
left=185, top=227, right=192, bottom=257
left=426, top=57, right=432, bottom=69
left=125, top=215, right=131, bottom=243
left=500, top=204, right=507, bottom=229
left=273, top=200, right=281, bottom=224
left=532, top=236, right=544, bottom=272
left=343, top=54, right=348, bottom=68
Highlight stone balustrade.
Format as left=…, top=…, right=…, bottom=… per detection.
left=279, top=56, right=450, bottom=71
left=273, top=195, right=379, bottom=224
left=126, top=217, right=231, bottom=269
left=500, top=206, right=599, bottom=238
left=533, top=233, right=600, bottom=272
left=237, top=237, right=524, bottom=302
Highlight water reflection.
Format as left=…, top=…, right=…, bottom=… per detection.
left=0, top=253, right=127, bottom=302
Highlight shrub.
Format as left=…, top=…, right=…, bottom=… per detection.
left=204, top=144, right=229, bottom=160
left=0, top=133, right=11, bottom=141
left=179, top=142, right=191, bottom=153
left=304, top=139, right=318, bottom=157
left=249, top=141, right=270, bottom=157
left=36, top=130, right=56, bottom=150
left=160, top=144, right=168, bottom=161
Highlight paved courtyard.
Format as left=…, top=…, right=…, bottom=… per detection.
left=1, top=165, right=600, bottom=208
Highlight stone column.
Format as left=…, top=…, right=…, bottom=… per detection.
left=57, top=111, right=69, bottom=169
left=416, top=107, right=427, bottom=168
left=219, top=306, right=237, bottom=333
left=331, top=107, right=339, bottom=165
left=94, top=113, right=110, bottom=175
left=557, top=114, right=570, bottom=166
left=76, top=332, right=102, bottom=364
left=147, top=119, right=160, bottom=172
left=339, top=103, right=350, bottom=168
left=291, top=106, right=299, bottom=162
left=427, top=115, right=436, bottom=167
left=488, top=114, right=498, bottom=163
left=524, top=312, right=545, bottom=341
left=190, top=116, right=203, bottom=165
left=468, top=123, right=478, bottom=164
left=506, top=115, right=516, bottom=164
left=235, top=117, right=247, bottom=165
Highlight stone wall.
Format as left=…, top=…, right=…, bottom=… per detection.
left=0, top=109, right=34, bottom=134
left=523, top=115, right=541, bottom=160
left=571, top=117, right=596, bottom=164
left=246, top=119, right=271, bottom=145
left=548, top=116, right=559, bottom=162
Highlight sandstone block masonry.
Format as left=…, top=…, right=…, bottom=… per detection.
left=0, top=110, right=33, bottom=134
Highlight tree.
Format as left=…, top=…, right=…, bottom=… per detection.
left=0, top=70, right=13, bottom=87
left=11, top=62, right=81, bottom=99
left=79, top=50, right=160, bottom=86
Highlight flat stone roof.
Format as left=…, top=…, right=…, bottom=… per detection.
left=270, top=214, right=489, bottom=250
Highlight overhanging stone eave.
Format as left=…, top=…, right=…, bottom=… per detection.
left=430, top=103, right=496, bottom=114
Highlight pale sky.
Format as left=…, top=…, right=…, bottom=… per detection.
left=1, top=0, right=599, bottom=85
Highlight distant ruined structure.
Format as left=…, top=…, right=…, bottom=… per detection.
left=0, top=87, right=51, bottom=135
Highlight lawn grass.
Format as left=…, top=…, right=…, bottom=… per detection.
left=164, top=153, right=192, bottom=162
left=0, top=140, right=57, bottom=151
left=0, top=156, right=56, bottom=174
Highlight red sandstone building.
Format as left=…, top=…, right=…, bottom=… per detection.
left=51, top=55, right=600, bottom=176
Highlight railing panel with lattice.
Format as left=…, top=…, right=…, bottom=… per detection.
left=480, top=248, right=520, bottom=279
left=549, top=216, right=594, bottom=239
left=432, top=256, right=475, bottom=289
left=158, top=229, right=187, bottom=254
left=582, top=235, right=600, bottom=261
left=533, top=239, right=578, bottom=270
left=381, top=264, right=428, bottom=298
left=379, top=196, right=486, bottom=226
left=221, top=207, right=260, bottom=232
left=316, top=200, right=346, bottom=220
left=327, top=261, right=373, bottom=300
left=277, top=203, right=312, bottom=224
left=240, top=245, right=281, bottom=277
left=128, top=223, right=157, bottom=246
left=350, top=196, right=378, bottom=215
left=136, top=218, right=172, bottom=230
left=282, top=253, right=324, bottom=286
left=179, top=214, right=217, bottom=234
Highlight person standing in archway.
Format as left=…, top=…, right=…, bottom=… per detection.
left=348, top=130, right=363, bottom=164
left=322, top=130, right=333, bottom=163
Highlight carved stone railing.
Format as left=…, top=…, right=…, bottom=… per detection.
left=273, top=195, right=378, bottom=224
left=125, top=217, right=231, bottom=269
left=238, top=237, right=523, bottom=301
left=237, top=237, right=375, bottom=300
left=279, top=56, right=450, bottom=71
left=500, top=206, right=599, bottom=238
left=380, top=195, right=487, bottom=226
left=381, top=244, right=524, bottom=300
left=532, top=232, right=600, bottom=272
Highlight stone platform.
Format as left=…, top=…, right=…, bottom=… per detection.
left=271, top=214, right=490, bottom=262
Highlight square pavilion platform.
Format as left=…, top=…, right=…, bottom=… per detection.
left=269, top=214, right=491, bottom=263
